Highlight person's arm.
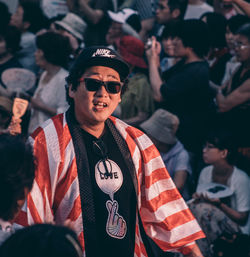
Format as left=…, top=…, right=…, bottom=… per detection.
left=222, top=0, right=250, bottom=17
left=201, top=195, right=249, bottom=225
left=139, top=18, right=155, bottom=43
left=145, top=36, right=163, bottom=102
left=219, top=202, right=249, bottom=225
left=173, top=170, right=188, bottom=193
left=31, top=96, right=57, bottom=116
left=77, top=0, right=104, bottom=24
left=185, top=243, right=204, bottom=257
left=215, top=78, right=250, bottom=112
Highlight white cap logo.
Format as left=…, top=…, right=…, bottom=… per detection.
left=92, top=49, right=116, bottom=58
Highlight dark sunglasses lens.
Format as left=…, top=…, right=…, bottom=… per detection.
left=106, top=82, right=121, bottom=94
left=85, top=79, right=101, bottom=91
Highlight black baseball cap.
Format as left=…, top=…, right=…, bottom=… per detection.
left=68, top=46, right=130, bottom=81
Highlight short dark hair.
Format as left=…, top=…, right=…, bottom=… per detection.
left=0, top=2, right=10, bottom=29
left=36, top=31, right=72, bottom=67
left=0, top=25, right=21, bottom=54
left=168, top=0, right=188, bottom=20
left=227, top=14, right=250, bottom=34
left=0, top=224, right=82, bottom=257
left=176, top=19, right=210, bottom=58
left=20, top=2, right=49, bottom=33
left=200, top=12, right=227, bottom=48
left=235, top=23, right=250, bottom=41
left=0, top=134, right=35, bottom=221
left=161, top=20, right=181, bottom=40
left=205, top=132, right=237, bottom=165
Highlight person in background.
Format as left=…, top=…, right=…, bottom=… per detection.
left=28, top=31, right=71, bottom=134
left=140, top=109, right=193, bottom=201
left=201, top=12, right=232, bottom=85
left=53, top=12, right=87, bottom=57
left=114, top=35, right=154, bottom=126
left=184, top=0, right=214, bottom=20
left=211, top=23, right=250, bottom=150
left=67, top=0, right=115, bottom=46
left=0, top=134, right=35, bottom=244
left=0, top=95, right=13, bottom=134
left=106, top=8, right=142, bottom=49
left=0, top=25, right=22, bottom=88
left=146, top=19, right=215, bottom=160
left=10, top=1, right=48, bottom=74
left=158, top=20, right=181, bottom=72
left=41, top=0, right=69, bottom=20
left=190, top=132, right=250, bottom=256
left=154, top=0, right=188, bottom=38
left=0, top=224, right=82, bottom=257
left=220, top=0, right=250, bottom=18
left=15, top=45, right=205, bottom=257
left=0, top=2, right=11, bottom=29
left=118, top=0, right=156, bottom=42
left=222, top=14, right=250, bottom=84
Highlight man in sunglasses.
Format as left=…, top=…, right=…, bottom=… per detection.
left=16, top=46, right=205, bottom=257
left=155, top=0, right=188, bottom=37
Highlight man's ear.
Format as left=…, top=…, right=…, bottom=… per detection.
left=221, top=149, right=228, bottom=159
left=172, top=9, right=181, bottom=19
left=68, top=84, right=75, bottom=98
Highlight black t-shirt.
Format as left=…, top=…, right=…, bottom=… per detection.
left=160, top=59, right=215, bottom=154
left=81, top=125, right=136, bottom=257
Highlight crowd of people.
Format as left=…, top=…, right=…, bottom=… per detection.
left=0, top=0, right=250, bottom=256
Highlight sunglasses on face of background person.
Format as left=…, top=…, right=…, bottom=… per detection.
left=78, top=77, right=123, bottom=94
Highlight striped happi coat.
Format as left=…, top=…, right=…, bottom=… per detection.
left=15, top=113, right=204, bottom=256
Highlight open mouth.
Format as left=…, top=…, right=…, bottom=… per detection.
left=93, top=102, right=108, bottom=109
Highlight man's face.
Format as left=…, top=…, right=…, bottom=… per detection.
left=10, top=6, right=24, bottom=30
left=173, top=37, right=187, bottom=57
left=155, top=0, right=172, bottom=25
left=234, top=34, right=250, bottom=62
left=162, top=37, right=176, bottom=56
left=69, top=66, right=122, bottom=128
left=106, top=21, right=123, bottom=45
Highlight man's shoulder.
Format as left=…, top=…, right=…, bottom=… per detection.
left=31, top=113, right=66, bottom=140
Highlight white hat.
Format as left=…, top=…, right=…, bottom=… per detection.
left=108, top=8, right=141, bottom=39
left=107, top=8, right=139, bottom=24
left=140, top=109, right=180, bottom=145
left=55, top=13, right=87, bottom=41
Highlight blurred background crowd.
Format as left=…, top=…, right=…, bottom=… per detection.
left=0, top=0, right=250, bottom=256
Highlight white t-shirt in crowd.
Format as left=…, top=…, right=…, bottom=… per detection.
left=198, top=165, right=250, bottom=234
left=28, top=68, right=69, bottom=134
left=41, top=0, right=69, bottom=19
left=184, top=2, right=214, bottom=20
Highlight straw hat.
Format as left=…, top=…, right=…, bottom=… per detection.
left=140, top=109, right=180, bottom=144
left=55, top=13, right=87, bottom=41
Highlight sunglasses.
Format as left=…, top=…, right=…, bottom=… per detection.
left=78, top=78, right=122, bottom=94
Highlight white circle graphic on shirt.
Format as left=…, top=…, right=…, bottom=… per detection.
left=95, top=159, right=123, bottom=201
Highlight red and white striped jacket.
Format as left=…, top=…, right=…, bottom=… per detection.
left=15, top=113, right=204, bottom=256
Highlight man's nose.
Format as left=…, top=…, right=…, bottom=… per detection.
left=95, top=84, right=108, bottom=96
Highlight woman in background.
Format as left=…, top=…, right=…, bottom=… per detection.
left=190, top=133, right=250, bottom=256
left=28, top=31, right=71, bottom=134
